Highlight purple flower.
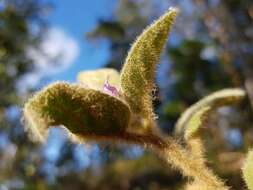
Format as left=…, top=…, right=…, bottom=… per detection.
left=103, top=77, right=119, bottom=96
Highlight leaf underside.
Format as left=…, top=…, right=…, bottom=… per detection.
left=184, top=106, right=211, bottom=140
left=175, top=88, right=246, bottom=136
left=24, top=82, right=131, bottom=142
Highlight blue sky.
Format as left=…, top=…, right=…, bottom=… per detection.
left=29, top=1, right=118, bottom=178
left=12, top=1, right=120, bottom=178
left=19, top=0, right=182, bottom=90
left=43, top=0, right=116, bottom=83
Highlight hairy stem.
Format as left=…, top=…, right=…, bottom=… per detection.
left=187, top=137, right=206, bottom=161
left=87, top=131, right=229, bottom=190
left=153, top=138, right=229, bottom=190
left=184, top=180, right=225, bottom=190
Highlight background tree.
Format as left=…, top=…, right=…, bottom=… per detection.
left=0, top=0, right=51, bottom=188
left=1, top=0, right=253, bottom=189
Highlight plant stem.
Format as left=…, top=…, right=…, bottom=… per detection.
left=153, top=138, right=229, bottom=190
left=119, top=132, right=229, bottom=189
left=78, top=131, right=229, bottom=189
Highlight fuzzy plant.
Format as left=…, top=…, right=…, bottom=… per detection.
left=23, top=8, right=252, bottom=190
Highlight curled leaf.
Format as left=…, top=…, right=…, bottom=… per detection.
left=175, top=88, right=246, bottom=136
left=78, top=68, right=120, bottom=89
left=242, top=150, right=253, bottom=190
left=23, top=82, right=131, bottom=142
left=184, top=106, right=211, bottom=140
left=183, top=106, right=211, bottom=162
left=120, top=8, right=178, bottom=120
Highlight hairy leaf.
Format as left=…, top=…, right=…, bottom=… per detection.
left=23, top=82, right=131, bottom=142
left=175, top=88, right=246, bottom=136
left=120, top=8, right=178, bottom=120
left=243, top=150, right=253, bottom=190
left=184, top=106, right=211, bottom=140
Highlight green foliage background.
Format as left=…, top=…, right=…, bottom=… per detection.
left=1, top=0, right=253, bottom=189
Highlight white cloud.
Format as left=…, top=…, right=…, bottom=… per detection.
left=18, top=28, right=80, bottom=91
left=28, top=28, right=79, bottom=73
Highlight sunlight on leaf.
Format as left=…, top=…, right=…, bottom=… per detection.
left=243, top=150, right=253, bottom=190
left=175, top=88, right=246, bottom=136
left=120, top=8, right=178, bottom=121
left=78, top=68, right=120, bottom=89
left=23, top=82, right=130, bottom=142
left=184, top=106, right=211, bottom=140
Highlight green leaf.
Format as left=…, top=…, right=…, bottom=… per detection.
left=77, top=68, right=120, bottom=89
left=175, top=88, right=246, bottom=136
left=243, top=150, right=253, bottom=190
left=120, top=8, right=178, bottom=120
left=23, top=82, right=131, bottom=142
left=184, top=106, right=211, bottom=140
